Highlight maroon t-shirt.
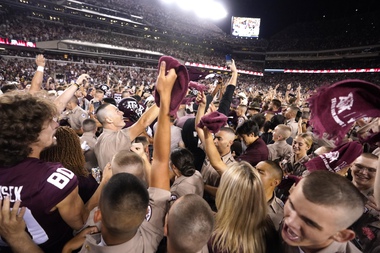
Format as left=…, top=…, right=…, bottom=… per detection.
left=0, top=158, right=78, bottom=252
left=238, top=138, right=269, bottom=167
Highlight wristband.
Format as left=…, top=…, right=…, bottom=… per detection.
left=72, top=83, right=80, bottom=90
left=37, top=66, right=44, bottom=72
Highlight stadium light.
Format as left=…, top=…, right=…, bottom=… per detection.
left=160, top=0, right=175, bottom=4
left=162, top=0, right=227, bottom=21
left=177, top=0, right=193, bottom=10
left=210, top=2, right=227, bottom=20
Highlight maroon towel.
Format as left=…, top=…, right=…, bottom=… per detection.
left=154, top=56, right=189, bottom=118
left=305, top=141, right=363, bottom=173
left=308, top=79, right=380, bottom=144
left=189, top=81, right=207, bottom=93
left=197, top=111, right=228, bottom=133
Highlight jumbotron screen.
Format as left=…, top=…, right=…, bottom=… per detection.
left=231, top=17, right=261, bottom=38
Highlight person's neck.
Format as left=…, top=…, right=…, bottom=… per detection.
left=104, top=125, right=122, bottom=131
left=266, top=190, right=274, bottom=203
left=28, top=146, right=41, bottom=159
left=295, top=152, right=306, bottom=161
left=247, top=136, right=259, bottom=146
left=352, top=181, right=372, bottom=194
left=220, top=149, right=230, bottom=157
left=299, top=240, right=334, bottom=253
left=102, top=229, right=137, bottom=246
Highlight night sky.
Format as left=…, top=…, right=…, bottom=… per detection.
left=212, top=0, right=379, bottom=39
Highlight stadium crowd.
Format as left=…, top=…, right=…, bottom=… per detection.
left=1, top=1, right=380, bottom=253
left=0, top=53, right=379, bottom=253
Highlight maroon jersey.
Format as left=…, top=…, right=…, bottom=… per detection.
left=0, top=158, right=78, bottom=253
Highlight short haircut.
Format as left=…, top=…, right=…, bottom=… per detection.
left=288, top=105, right=299, bottom=114
left=82, top=118, right=97, bottom=132
left=111, top=150, right=147, bottom=185
left=134, top=136, right=149, bottom=148
left=103, top=97, right=117, bottom=106
left=236, top=120, right=260, bottom=137
left=168, top=194, right=214, bottom=253
left=99, top=173, right=149, bottom=236
left=170, top=148, right=196, bottom=177
left=360, top=152, right=378, bottom=160
left=275, top=124, right=291, bottom=140
left=263, top=160, right=283, bottom=181
left=95, top=103, right=111, bottom=125
left=0, top=92, right=57, bottom=166
left=271, top=99, right=281, bottom=109
left=69, top=95, right=79, bottom=105
left=122, top=90, right=129, bottom=97
left=302, top=171, right=365, bottom=228
left=219, top=127, right=236, bottom=141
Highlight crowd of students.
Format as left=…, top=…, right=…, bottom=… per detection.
left=0, top=1, right=380, bottom=253
left=0, top=54, right=379, bottom=253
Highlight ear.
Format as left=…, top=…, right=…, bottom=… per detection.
left=272, top=178, right=281, bottom=187
left=105, top=116, right=113, bottom=124
left=94, top=208, right=102, bottom=223
left=331, top=229, right=356, bottom=243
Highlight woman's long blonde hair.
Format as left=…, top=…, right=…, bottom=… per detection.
left=212, top=161, right=268, bottom=253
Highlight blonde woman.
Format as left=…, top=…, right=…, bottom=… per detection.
left=282, top=133, right=313, bottom=177
left=198, top=127, right=281, bottom=253
left=209, top=161, right=281, bottom=253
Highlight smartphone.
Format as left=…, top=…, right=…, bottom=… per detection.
left=225, top=54, right=232, bottom=67
left=295, top=111, right=302, bottom=122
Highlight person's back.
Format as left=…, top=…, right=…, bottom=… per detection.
left=80, top=118, right=98, bottom=151
left=170, top=148, right=204, bottom=200
left=236, top=120, right=269, bottom=167
left=267, top=124, right=292, bottom=162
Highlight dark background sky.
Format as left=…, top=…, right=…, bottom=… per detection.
left=212, top=0, right=379, bottom=39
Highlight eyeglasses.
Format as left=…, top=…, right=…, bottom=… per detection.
left=353, top=164, right=377, bottom=174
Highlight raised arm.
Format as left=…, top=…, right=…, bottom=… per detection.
left=217, top=60, right=238, bottom=116
left=285, top=83, right=291, bottom=104
left=128, top=104, right=159, bottom=141
left=201, top=127, right=228, bottom=175
left=29, top=54, right=46, bottom=95
left=54, top=74, right=89, bottom=114
left=295, top=84, right=301, bottom=106
left=195, top=91, right=207, bottom=145
left=150, top=61, right=177, bottom=190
